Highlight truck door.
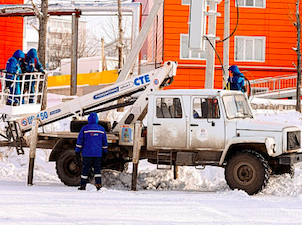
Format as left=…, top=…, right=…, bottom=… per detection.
left=189, top=97, right=225, bottom=150
left=152, top=97, right=186, bottom=148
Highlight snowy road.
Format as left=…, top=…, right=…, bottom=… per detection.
left=1, top=178, right=302, bottom=225
left=1, top=155, right=302, bottom=225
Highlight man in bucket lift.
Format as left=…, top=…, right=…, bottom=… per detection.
left=24, top=48, right=45, bottom=103
left=5, top=50, right=25, bottom=105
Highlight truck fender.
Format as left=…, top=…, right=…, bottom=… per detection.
left=49, top=138, right=76, bottom=161
left=219, top=136, right=275, bottom=166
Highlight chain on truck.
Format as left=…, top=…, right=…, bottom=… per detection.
left=0, top=61, right=302, bottom=195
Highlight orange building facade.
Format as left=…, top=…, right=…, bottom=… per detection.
left=0, top=0, right=24, bottom=69
left=153, top=0, right=299, bottom=89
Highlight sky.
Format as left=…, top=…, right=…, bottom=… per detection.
left=1, top=95, right=302, bottom=224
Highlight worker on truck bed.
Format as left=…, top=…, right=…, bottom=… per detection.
left=227, top=65, right=245, bottom=92
left=75, top=112, right=108, bottom=191
left=5, top=50, right=25, bottom=105
left=23, top=48, right=44, bottom=103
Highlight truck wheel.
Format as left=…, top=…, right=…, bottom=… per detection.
left=225, top=150, right=270, bottom=195
left=56, top=149, right=81, bottom=186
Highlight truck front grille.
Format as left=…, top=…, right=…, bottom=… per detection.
left=287, top=131, right=301, bottom=151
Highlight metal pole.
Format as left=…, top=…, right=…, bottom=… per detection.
left=70, top=12, right=79, bottom=95
left=223, top=0, right=230, bottom=87
left=205, top=0, right=218, bottom=89
left=131, top=121, right=143, bottom=191
left=27, top=119, right=40, bottom=185
left=101, top=38, right=106, bottom=71
left=173, top=165, right=178, bottom=179
left=118, top=0, right=124, bottom=69
left=296, top=0, right=301, bottom=112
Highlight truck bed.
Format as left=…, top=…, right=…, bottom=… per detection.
left=35, top=131, right=119, bottom=149
left=38, top=131, right=119, bottom=142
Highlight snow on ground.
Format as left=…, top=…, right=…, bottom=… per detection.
left=1, top=96, right=302, bottom=224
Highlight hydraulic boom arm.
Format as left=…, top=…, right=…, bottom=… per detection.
left=16, top=61, right=177, bottom=133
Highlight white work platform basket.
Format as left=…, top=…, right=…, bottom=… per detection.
left=0, top=71, right=46, bottom=116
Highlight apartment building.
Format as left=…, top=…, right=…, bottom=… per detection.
left=26, top=17, right=87, bottom=70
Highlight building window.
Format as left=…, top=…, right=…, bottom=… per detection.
left=236, top=0, right=265, bottom=8
left=235, top=36, right=265, bottom=62
left=180, top=34, right=206, bottom=60
left=182, top=0, right=190, bottom=5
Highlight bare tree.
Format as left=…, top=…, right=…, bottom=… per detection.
left=30, top=0, right=49, bottom=110
left=48, top=31, right=102, bottom=70
left=78, top=31, right=103, bottom=58
left=100, top=15, right=132, bottom=64
left=290, top=0, right=302, bottom=112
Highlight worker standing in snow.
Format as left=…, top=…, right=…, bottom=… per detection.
left=24, top=48, right=44, bottom=103
left=5, top=50, right=25, bottom=105
left=227, top=65, right=245, bottom=92
left=75, top=112, right=108, bottom=191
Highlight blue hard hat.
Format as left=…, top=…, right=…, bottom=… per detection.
left=228, top=65, right=240, bottom=73
left=27, top=48, right=38, bottom=58
left=13, top=50, right=25, bottom=59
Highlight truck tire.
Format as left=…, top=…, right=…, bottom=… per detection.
left=56, top=149, right=81, bottom=186
left=225, top=150, right=270, bottom=195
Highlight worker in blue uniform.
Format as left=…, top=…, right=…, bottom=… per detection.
left=5, top=50, right=25, bottom=105
left=24, top=48, right=44, bottom=103
left=227, top=65, right=245, bottom=92
left=75, top=112, right=108, bottom=191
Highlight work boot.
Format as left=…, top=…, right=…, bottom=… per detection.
left=95, top=184, right=102, bottom=191
left=78, top=185, right=86, bottom=190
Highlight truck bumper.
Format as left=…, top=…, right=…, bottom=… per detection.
left=278, top=153, right=302, bottom=165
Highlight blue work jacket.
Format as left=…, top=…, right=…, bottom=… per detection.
left=75, top=113, right=108, bottom=157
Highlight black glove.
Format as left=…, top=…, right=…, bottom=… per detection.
left=75, top=152, right=81, bottom=165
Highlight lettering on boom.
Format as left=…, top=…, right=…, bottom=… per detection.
left=134, top=74, right=150, bottom=86
left=93, top=87, right=119, bottom=100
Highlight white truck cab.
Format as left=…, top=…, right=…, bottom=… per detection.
left=147, top=89, right=302, bottom=194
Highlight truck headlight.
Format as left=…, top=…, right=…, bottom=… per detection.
left=266, top=137, right=276, bottom=156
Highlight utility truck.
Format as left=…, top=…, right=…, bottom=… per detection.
left=0, top=61, right=302, bottom=195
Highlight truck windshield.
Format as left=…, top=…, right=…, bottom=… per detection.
left=222, top=94, right=253, bottom=119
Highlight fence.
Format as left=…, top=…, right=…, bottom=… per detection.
left=249, top=73, right=298, bottom=95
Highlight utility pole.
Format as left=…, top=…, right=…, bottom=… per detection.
left=223, top=0, right=230, bottom=88
left=117, top=0, right=124, bottom=111
left=101, top=38, right=107, bottom=71
left=70, top=12, right=79, bottom=96
left=295, top=0, right=301, bottom=112
left=118, top=0, right=124, bottom=69
left=205, top=0, right=220, bottom=89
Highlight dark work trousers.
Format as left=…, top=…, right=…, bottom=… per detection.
left=81, top=157, right=102, bottom=186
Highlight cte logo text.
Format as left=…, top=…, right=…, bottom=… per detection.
left=134, top=74, right=150, bottom=86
